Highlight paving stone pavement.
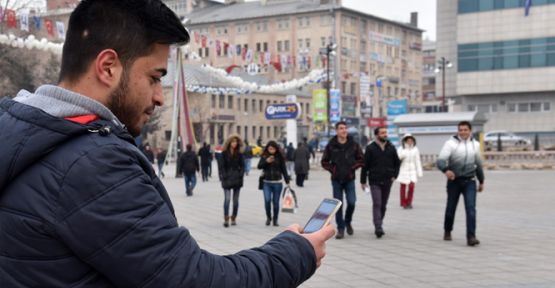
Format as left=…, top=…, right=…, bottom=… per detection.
left=160, top=163, right=555, bottom=288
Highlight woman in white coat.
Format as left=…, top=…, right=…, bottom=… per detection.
left=397, top=134, right=423, bottom=209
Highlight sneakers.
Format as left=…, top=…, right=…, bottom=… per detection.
left=467, top=237, right=480, bottom=246
left=375, top=227, right=385, bottom=238
left=346, top=224, right=354, bottom=236
left=443, top=231, right=452, bottom=241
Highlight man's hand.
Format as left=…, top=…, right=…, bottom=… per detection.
left=361, top=183, right=369, bottom=191
left=286, top=224, right=335, bottom=268
left=445, top=170, right=456, bottom=181
left=478, top=183, right=484, bottom=192
left=391, top=177, right=396, bottom=182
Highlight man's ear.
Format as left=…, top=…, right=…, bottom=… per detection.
left=95, top=49, right=123, bottom=88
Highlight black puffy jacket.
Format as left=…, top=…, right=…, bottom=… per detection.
left=0, top=97, right=316, bottom=287
left=258, top=154, right=290, bottom=184
left=360, top=140, right=401, bottom=185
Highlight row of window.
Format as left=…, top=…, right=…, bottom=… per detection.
left=458, top=0, right=555, bottom=14
left=458, top=37, right=555, bottom=72
left=467, top=102, right=551, bottom=113
left=209, top=94, right=311, bottom=115
left=235, top=125, right=281, bottom=142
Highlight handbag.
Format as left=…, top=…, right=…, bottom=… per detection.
left=281, top=186, right=298, bottom=213
left=258, top=172, right=265, bottom=190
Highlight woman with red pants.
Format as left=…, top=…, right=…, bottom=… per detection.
left=397, top=134, right=423, bottom=209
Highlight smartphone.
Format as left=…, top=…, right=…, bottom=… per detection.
left=303, top=198, right=342, bottom=234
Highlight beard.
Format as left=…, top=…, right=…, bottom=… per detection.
left=107, top=71, right=150, bottom=137
left=378, top=136, right=388, bottom=142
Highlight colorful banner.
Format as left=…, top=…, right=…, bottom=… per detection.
left=329, top=89, right=341, bottom=124
left=265, top=103, right=300, bottom=120
left=387, top=99, right=408, bottom=146
left=45, top=19, right=54, bottom=36
left=312, top=89, right=327, bottom=122
left=20, top=12, right=29, bottom=31
left=56, top=21, right=65, bottom=39
left=368, top=31, right=401, bottom=47
left=6, top=9, right=16, bottom=28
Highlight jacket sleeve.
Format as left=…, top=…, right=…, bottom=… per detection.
left=320, top=144, right=333, bottom=172
left=360, top=146, right=369, bottom=184
left=257, top=156, right=268, bottom=170
left=218, top=153, right=227, bottom=180
left=436, top=140, right=453, bottom=173
left=397, top=147, right=407, bottom=161
left=474, top=142, right=485, bottom=184
left=55, top=145, right=317, bottom=288
left=352, top=144, right=365, bottom=171
left=392, top=146, right=401, bottom=179
left=415, top=148, right=423, bottom=178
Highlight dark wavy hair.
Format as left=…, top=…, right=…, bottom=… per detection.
left=59, top=0, right=189, bottom=83
left=262, top=140, right=285, bottom=161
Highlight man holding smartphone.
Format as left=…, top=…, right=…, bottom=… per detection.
left=361, top=127, right=401, bottom=238
left=321, top=121, right=365, bottom=239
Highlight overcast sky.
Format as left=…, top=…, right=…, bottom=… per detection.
left=343, top=0, right=436, bottom=40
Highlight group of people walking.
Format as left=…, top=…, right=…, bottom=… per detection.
left=171, top=120, right=484, bottom=247
left=322, top=120, right=485, bottom=247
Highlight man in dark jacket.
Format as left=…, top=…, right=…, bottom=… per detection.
left=361, top=127, right=401, bottom=238
left=180, top=144, right=199, bottom=196
left=198, top=142, right=211, bottom=181
left=321, top=121, right=365, bottom=239
left=0, top=1, right=335, bottom=287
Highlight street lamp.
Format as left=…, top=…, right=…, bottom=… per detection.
left=324, top=42, right=336, bottom=136
left=435, top=57, right=453, bottom=112
left=375, top=75, right=387, bottom=117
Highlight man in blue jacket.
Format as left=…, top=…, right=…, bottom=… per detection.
left=0, top=0, right=334, bottom=287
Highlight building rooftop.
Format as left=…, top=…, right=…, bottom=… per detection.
left=186, top=0, right=423, bottom=32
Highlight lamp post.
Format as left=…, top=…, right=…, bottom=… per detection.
left=435, top=57, right=453, bottom=112
left=375, top=75, right=387, bottom=117
left=324, top=42, right=336, bottom=136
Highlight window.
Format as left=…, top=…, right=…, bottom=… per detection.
left=256, top=42, right=261, bottom=52
left=259, top=127, right=263, bottom=139
left=298, top=39, right=303, bottom=49
left=252, top=126, right=256, bottom=138
left=236, top=23, right=249, bottom=34
left=277, top=41, right=282, bottom=52
left=341, top=81, right=346, bottom=94
left=277, top=18, right=290, bottom=30
left=531, top=102, right=542, bottom=112
left=518, top=103, right=529, bottom=112
left=298, top=16, right=310, bottom=28
left=306, top=103, right=310, bottom=116
left=263, top=42, right=268, bottom=52
left=237, top=126, right=241, bottom=135
left=237, top=98, right=241, bottom=111
left=350, top=83, right=356, bottom=95
left=266, top=127, right=271, bottom=139
left=259, top=100, right=264, bottom=112
left=306, top=38, right=311, bottom=49
left=219, top=95, right=225, bottom=109
left=284, top=40, right=290, bottom=52
left=244, top=126, right=248, bottom=139
left=211, top=94, right=216, bottom=108
left=244, top=99, right=249, bottom=112
left=321, top=37, right=326, bottom=47
left=274, top=126, right=279, bottom=138
left=256, top=21, right=268, bottom=32
left=320, top=15, right=331, bottom=26
left=228, top=96, right=233, bottom=109
left=252, top=99, right=256, bottom=112
left=544, top=102, right=551, bottom=111
left=508, top=103, right=516, bottom=112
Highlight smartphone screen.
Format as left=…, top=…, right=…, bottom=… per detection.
left=303, top=198, right=342, bottom=234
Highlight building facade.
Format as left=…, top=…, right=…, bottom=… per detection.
left=165, top=0, right=423, bottom=134
left=437, top=0, right=555, bottom=135
left=421, top=40, right=442, bottom=113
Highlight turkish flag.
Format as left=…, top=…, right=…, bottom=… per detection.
left=194, top=32, right=199, bottom=44
left=45, top=19, right=54, bottom=36
left=6, top=9, right=16, bottom=28
left=201, top=35, right=207, bottom=48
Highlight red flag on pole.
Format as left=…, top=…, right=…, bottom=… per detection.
left=194, top=32, right=199, bottom=44
left=201, top=35, right=207, bottom=48
left=45, top=19, right=54, bottom=36
left=6, top=9, right=16, bottom=28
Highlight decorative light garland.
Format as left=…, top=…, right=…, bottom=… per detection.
left=186, top=64, right=325, bottom=95
left=0, top=33, right=63, bottom=54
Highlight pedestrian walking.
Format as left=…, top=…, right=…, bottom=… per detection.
left=179, top=144, right=199, bottom=196
left=286, top=142, right=296, bottom=178
left=294, top=142, right=310, bottom=187
left=198, top=142, right=211, bottom=182
left=0, top=1, right=335, bottom=285
left=321, top=121, right=364, bottom=239
left=208, top=144, right=214, bottom=177
left=437, top=121, right=485, bottom=247
left=397, top=134, right=423, bottom=209
left=258, top=140, right=291, bottom=226
left=157, top=148, right=167, bottom=178
left=243, top=140, right=253, bottom=176
left=218, top=135, right=245, bottom=227
left=361, top=127, right=401, bottom=239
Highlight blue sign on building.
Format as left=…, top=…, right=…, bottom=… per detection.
left=265, top=103, right=300, bottom=120
left=387, top=99, right=408, bottom=146
left=330, top=89, right=341, bottom=123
